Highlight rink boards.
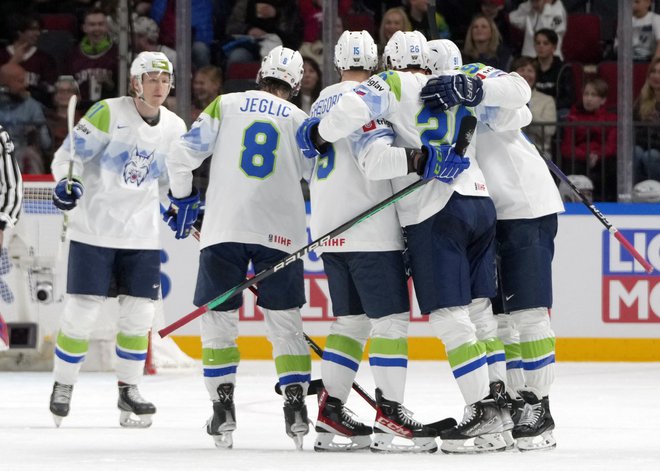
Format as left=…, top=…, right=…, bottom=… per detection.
left=2, top=198, right=659, bottom=361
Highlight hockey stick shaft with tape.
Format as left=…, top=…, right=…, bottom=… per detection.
left=541, top=150, right=653, bottom=273
left=159, top=116, right=477, bottom=337
left=58, top=95, right=78, bottom=254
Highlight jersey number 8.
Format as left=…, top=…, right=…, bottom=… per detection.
left=240, top=121, right=279, bottom=179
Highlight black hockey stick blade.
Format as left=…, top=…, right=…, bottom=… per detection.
left=274, top=378, right=324, bottom=396
left=426, top=417, right=458, bottom=435
left=454, top=115, right=477, bottom=156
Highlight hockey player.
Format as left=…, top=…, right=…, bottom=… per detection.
left=0, top=124, right=22, bottom=352
left=165, top=46, right=313, bottom=450
left=307, top=30, right=437, bottom=453
left=49, top=51, right=186, bottom=428
left=422, top=39, right=563, bottom=451
left=297, top=31, right=508, bottom=454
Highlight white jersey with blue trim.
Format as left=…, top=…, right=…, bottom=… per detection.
left=168, top=90, right=313, bottom=253
left=462, top=63, right=564, bottom=219
left=308, top=81, right=403, bottom=254
left=318, top=70, right=489, bottom=227
left=51, top=96, right=186, bottom=250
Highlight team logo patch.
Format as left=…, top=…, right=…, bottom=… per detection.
left=602, top=229, right=659, bottom=322
left=123, top=147, right=155, bottom=186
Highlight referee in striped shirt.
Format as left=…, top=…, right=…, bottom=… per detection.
left=0, top=124, right=23, bottom=250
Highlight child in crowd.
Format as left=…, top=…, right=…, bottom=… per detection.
left=561, top=77, right=617, bottom=201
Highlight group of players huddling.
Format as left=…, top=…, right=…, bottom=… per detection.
left=48, top=25, right=561, bottom=455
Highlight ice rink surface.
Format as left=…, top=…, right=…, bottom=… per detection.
left=2, top=361, right=659, bottom=471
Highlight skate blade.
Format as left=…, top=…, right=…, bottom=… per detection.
left=516, top=431, right=556, bottom=452
left=442, top=433, right=508, bottom=454
left=52, top=414, right=64, bottom=428
left=314, top=432, right=371, bottom=452
left=119, top=410, right=153, bottom=428
left=501, top=430, right=516, bottom=450
left=370, top=433, right=437, bottom=454
left=291, top=433, right=305, bottom=451
left=212, top=432, right=234, bottom=449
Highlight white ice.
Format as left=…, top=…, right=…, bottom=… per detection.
left=2, top=361, right=659, bottom=471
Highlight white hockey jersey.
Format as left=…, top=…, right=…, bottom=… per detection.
left=318, top=70, right=489, bottom=227
left=168, top=90, right=313, bottom=252
left=51, top=96, right=186, bottom=250
left=308, top=81, right=403, bottom=253
left=463, top=63, right=564, bottom=220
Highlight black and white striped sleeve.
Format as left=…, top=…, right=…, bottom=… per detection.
left=0, top=125, right=23, bottom=230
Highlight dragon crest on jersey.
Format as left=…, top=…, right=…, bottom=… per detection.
left=123, top=147, right=155, bottom=186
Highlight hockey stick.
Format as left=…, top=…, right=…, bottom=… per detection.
left=159, top=116, right=477, bottom=338
left=58, top=95, right=78, bottom=256
left=538, top=150, right=654, bottom=274
left=427, top=0, right=440, bottom=40
left=273, top=334, right=458, bottom=432
left=159, top=203, right=260, bottom=295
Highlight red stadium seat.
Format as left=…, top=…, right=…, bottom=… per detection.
left=225, top=61, right=261, bottom=81
left=39, top=13, right=77, bottom=34
left=562, top=14, right=602, bottom=64
left=345, top=13, right=376, bottom=37
left=597, top=61, right=651, bottom=111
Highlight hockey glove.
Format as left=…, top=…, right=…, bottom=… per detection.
left=421, top=144, right=471, bottom=183
left=52, top=177, right=84, bottom=211
left=163, top=188, right=201, bottom=239
left=420, top=75, right=484, bottom=112
left=296, top=117, right=327, bottom=159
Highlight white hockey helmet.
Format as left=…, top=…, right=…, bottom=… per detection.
left=382, top=30, right=429, bottom=71
left=334, top=30, right=379, bottom=72
left=130, top=51, right=174, bottom=92
left=257, top=45, right=304, bottom=96
left=427, top=39, right=463, bottom=75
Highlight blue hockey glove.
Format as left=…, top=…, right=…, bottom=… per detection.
left=163, top=188, right=201, bottom=239
left=52, top=177, right=84, bottom=211
left=296, top=117, right=326, bottom=159
left=421, top=144, right=471, bottom=183
left=420, top=74, right=484, bottom=112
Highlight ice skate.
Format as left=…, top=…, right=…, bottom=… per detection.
left=314, top=388, right=372, bottom=452
left=206, top=383, right=236, bottom=449
left=513, top=389, right=556, bottom=452
left=49, top=382, right=73, bottom=427
left=117, top=382, right=156, bottom=428
left=370, top=389, right=438, bottom=453
left=440, top=399, right=507, bottom=454
left=480, top=381, right=515, bottom=450
left=283, top=384, right=311, bottom=450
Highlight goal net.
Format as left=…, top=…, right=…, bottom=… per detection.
left=0, top=176, right=195, bottom=372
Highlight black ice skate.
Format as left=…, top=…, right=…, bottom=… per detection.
left=117, top=382, right=156, bottom=428
left=283, top=384, right=310, bottom=450
left=314, top=388, right=372, bottom=452
left=440, top=399, right=507, bottom=454
left=371, top=389, right=438, bottom=453
left=50, top=382, right=73, bottom=427
left=513, top=389, right=556, bottom=451
left=206, top=383, right=236, bottom=449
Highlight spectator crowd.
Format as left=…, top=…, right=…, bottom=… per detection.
left=1, top=0, right=659, bottom=202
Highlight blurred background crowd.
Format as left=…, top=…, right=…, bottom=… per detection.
left=0, top=0, right=659, bottom=202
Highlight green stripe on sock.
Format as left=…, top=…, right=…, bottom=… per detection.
left=447, top=341, right=486, bottom=368
left=369, top=337, right=408, bottom=356
left=274, top=354, right=311, bottom=375
left=520, top=337, right=556, bottom=359
left=202, top=347, right=240, bottom=366
left=116, top=333, right=148, bottom=351
left=56, top=331, right=88, bottom=354
left=504, top=342, right=522, bottom=359
left=483, top=337, right=505, bottom=354
left=325, top=334, right=364, bottom=361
